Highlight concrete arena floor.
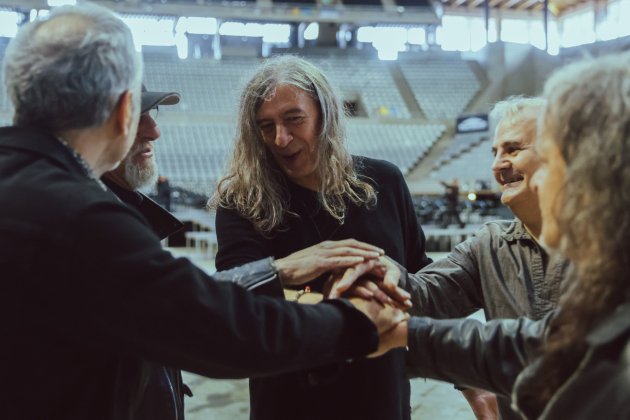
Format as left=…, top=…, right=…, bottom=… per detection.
left=182, top=373, right=476, bottom=420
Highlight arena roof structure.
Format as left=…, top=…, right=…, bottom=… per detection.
left=439, top=0, right=588, bottom=15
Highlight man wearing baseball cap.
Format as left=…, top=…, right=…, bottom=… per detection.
left=103, top=84, right=182, bottom=238
left=102, top=85, right=187, bottom=419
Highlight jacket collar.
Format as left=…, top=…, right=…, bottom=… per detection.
left=0, top=125, right=92, bottom=179
left=102, top=177, right=183, bottom=240
left=103, top=177, right=145, bottom=207
left=500, top=218, right=533, bottom=243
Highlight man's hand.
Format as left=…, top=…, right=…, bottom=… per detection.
left=274, top=239, right=383, bottom=286
left=461, top=388, right=499, bottom=420
left=348, top=297, right=407, bottom=335
left=327, top=256, right=410, bottom=308
left=369, top=319, right=408, bottom=357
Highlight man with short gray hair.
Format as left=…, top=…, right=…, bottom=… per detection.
left=0, top=4, right=405, bottom=419
left=397, top=97, right=568, bottom=420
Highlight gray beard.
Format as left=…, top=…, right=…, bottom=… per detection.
left=123, top=157, right=158, bottom=190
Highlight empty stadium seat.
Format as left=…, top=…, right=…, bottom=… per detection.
left=399, top=52, right=481, bottom=120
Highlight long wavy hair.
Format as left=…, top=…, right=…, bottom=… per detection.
left=518, top=52, right=630, bottom=416
left=210, top=55, right=376, bottom=233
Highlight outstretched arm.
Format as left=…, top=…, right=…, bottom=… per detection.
left=66, top=202, right=403, bottom=381
left=374, top=315, right=550, bottom=397
left=329, top=230, right=487, bottom=319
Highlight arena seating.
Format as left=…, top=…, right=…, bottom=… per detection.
left=432, top=131, right=488, bottom=169
left=143, top=51, right=415, bottom=119
left=430, top=135, right=494, bottom=186
left=155, top=123, right=234, bottom=193
left=143, top=53, right=257, bottom=115
left=399, top=53, right=481, bottom=119
left=346, top=122, right=445, bottom=173
left=155, top=120, right=445, bottom=193
left=307, top=53, right=412, bottom=119
left=144, top=50, right=483, bottom=122
left=0, top=48, right=481, bottom=194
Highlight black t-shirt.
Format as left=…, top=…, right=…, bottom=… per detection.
left=216, top=156, right=431, bottom=420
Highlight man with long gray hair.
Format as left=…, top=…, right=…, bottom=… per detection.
left=0, top=4, right=407, bottom=419
left=213, top=55, right=431, bottom=420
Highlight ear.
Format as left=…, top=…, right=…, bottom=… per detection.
left=112, top=90, right=136, bottom=137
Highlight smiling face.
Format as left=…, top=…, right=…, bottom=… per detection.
left=256, top=84, right=322, bottom=190
left=491, top=114, right=541, bottom=217
left=531, top=126, right=567, bottom=250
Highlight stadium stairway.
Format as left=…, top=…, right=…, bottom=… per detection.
left=406, top=124, right=455, bottom=195
left=389, top=63, right=425, bottom=119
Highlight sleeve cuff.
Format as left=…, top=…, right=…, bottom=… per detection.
left=212, top=257, right=284, bottom=296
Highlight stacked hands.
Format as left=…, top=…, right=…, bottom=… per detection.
left=274, top=239, right=410, bottom=357
left=274, top=239, right=500, bottom=419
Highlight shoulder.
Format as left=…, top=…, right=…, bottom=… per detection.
left=353, top=156, right=404, bottom=184
left=5, top=168, right=152, bottom=257
left=215, top=203, right=262, bottom=237
left=456, top=219, right=516, bottom=253
left=216, top=204, right=249, bottom=223
left=20, top=163, right=122, bottom=218
left=476, top=219, right=518, bottom=238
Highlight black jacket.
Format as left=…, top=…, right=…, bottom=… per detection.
left=103, top=178, right=183, bottom=242
left=102, top=177, right=188, bottom=420
left=216, top=157, right=431, bottom=420
left=0, top=125, right=378, bottom=420
left=405, top=303, right=630, bottom=419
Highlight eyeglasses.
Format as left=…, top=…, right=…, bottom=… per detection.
left=143, top=106, right=159, bottom=121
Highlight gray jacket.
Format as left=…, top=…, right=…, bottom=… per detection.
left=400, top=219, right=568, bottom=419
left=402, top=219, right=567, bottom=321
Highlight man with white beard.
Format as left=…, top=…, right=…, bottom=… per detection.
left=102, top=85, right=188, bottom=419
left=102, top=84, right=183, bottom=239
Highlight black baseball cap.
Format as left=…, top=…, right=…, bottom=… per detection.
left=141, top=84, right=180, bottom=113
